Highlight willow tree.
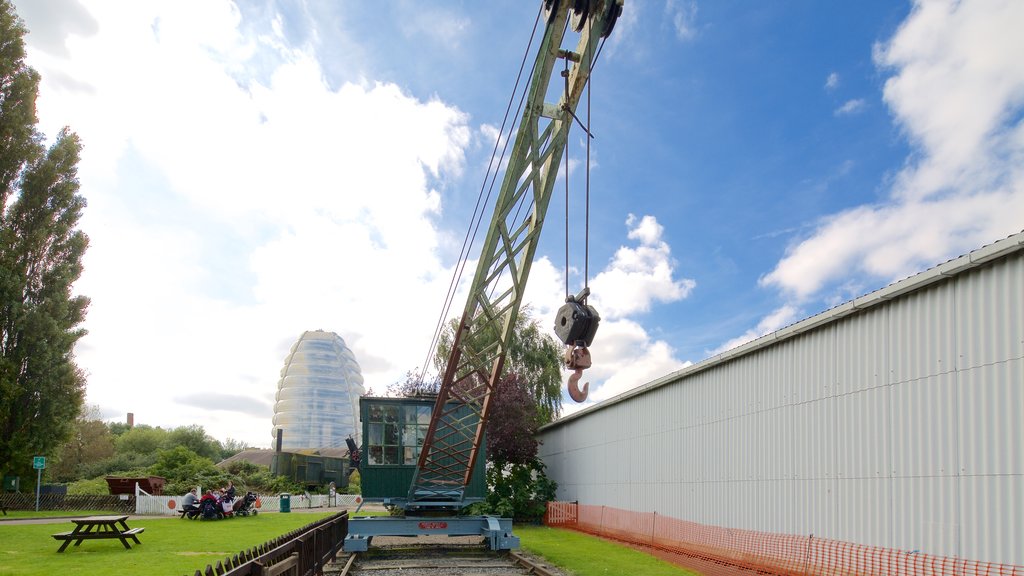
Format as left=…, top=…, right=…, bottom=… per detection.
left=432, top=311, right=563, bottom=519
left=0, top=0, right=90, bottom=483
left=434, top=307, right=564, bottom=425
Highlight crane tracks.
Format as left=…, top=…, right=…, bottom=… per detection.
left=328, top=542, right=566, bottom=576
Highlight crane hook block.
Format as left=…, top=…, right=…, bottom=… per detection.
left=554, top=292, right=601, bottom=347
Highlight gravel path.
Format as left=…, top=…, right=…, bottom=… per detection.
left=326, top=537, right=568, bottom=576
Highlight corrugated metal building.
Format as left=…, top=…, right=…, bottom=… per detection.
left=537, top=232, right=1023, bottom=565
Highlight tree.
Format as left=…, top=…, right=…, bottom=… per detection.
left=434, top=309, right=563, bottom=518
left=219, top=438, right=251, bottom=460
left=486, top=374, right=539, bottom=465
left=148, top=446, right=224, bottom=496
left=0, top=0, right=42, bottom=209
left=387, top=368, right=440, bottom=397
left=434, top=306, right=564, bottom=423
left=164, top=424, right=221, bottom=461
left=0, top=2, right=90, bottom=482
left=51, top=406, right=115, bottom=482
left=115, top=425, right=167, bottom=460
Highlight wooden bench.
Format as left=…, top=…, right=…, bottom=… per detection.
left=178, top=505, right=200, bottom=519
left=51, top=516, right=144, bottom=552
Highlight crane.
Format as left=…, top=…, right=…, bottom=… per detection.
left=405, top=0, right=622, bottom=513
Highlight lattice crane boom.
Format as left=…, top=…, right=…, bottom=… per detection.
left=406, top=0, right=622, bottom=511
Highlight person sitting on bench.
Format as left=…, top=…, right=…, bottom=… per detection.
left=181, top=488, right=199, bottom=514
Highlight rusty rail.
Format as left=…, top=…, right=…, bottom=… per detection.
left=508, top=550, right=561, bottom=576
left=184, top=511, right=348, bottom=576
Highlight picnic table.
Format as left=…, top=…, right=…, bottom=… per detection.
left=51, top=515, right=144, bottom=552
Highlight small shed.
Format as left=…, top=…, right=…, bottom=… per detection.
left=105, top=476, right=166, bottom=495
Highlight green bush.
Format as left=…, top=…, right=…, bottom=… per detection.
left=469, top=458, right=556, bottom=520
left=77, top=452, right=154, bottom=479
left=66, top=477, right=109, bottom=495
left=346, top=471, right=360, bottom=494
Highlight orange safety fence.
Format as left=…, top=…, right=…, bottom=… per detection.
left=544, top=502, right=1023, bottom=576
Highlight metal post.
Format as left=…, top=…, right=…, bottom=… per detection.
left=35, top=468, right=41, bottom=512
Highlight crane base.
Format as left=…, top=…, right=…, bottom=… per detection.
left=343, top=516, right=519, bottom=552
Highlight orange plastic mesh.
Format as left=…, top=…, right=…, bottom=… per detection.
left=544, top=502, right=1022, bottom=576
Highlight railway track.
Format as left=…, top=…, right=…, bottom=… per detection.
left=326, top=540, right=566, bottom=576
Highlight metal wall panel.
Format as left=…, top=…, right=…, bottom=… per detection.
left=889, top=283, right=957, bottom=383
left=835, top=304, right=889, bottom=394
left=832, top=477, right=891, bottom=547
left=959, top=475, right=1022, bottom=564
left=890, top=372, right=958, bottom=478
left=890, top=477, right=959, bottom=558
left=790, top=328, right=835, bottom=404
left=538, top=246, right=1023, bottom=565
left=955, top=252, right=1024, bottom=371
left=834, top=386, right=890, bottom=479
left=957, top=358, right=1023, bottom=477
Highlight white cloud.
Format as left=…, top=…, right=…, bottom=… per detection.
left=761, top=0, right=1024, bottom=301
left=19, top=0, right=474, bottom=446
left=529, top=215, right=696, bottom=411
left=588, top=214, right=696, bottom=318
left=18, top=1, right=702, bottom=443
left=708, top=305, right=799, bottom=356
left=666, top=0, right=698, bottom=41
left=585, top=318, right=691, bottom=402
left=396, top=4, right=470, bottom=49
left=825, top=72, right=839, bottom=91
left=834, top=98, right=866, bottom=116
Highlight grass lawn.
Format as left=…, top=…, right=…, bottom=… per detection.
left=0, top=513, right=697, bottom=576
left=0, top=511, right=337, bottom=576
left=516, top=525, right=700, bottom=576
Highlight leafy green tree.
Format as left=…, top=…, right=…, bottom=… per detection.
left=486, top=374, right=540, bottom=465
left=433, top=309, right=563, bottom=518
left=471, top=373, right=558, bottom=519
left=77, top=452, right=151, bottom=480
left=435, top=306, right=564, bottom=423
left=218, top=438, right=250, bottom=460
left=164, top=424, right=221, bottom=461
left=51, top=406, right=115, bottom=482
left=387, top=368, right=440, bottom=397
left=0, top=5, right=90, bottom=484
left=149, top=446, right=224, bottom=495
left=107, top=421, right=132, bottom=437
left=221, top=459, right=302, bottom=496
left=115, top=425, right=167, bottom=463
left=0, top=0, right=42, bottom=207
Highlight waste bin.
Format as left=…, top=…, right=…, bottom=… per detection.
left=279, top=493, right=291, bottom=513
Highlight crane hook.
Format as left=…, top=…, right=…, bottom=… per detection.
left=565, top=344, right=591, bottom=403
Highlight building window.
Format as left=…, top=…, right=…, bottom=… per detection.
left=367, top=404, right=432, bottom=466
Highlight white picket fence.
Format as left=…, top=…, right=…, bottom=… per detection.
left=133, top=483, right=364, bottom=516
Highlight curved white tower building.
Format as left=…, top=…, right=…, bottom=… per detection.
left=272, top=330, right=365, bottom=450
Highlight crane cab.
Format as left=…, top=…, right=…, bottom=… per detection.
left=358, top=395, right=486, bottom=511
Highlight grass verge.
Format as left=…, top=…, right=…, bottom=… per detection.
left=0, top=512, right=695, bottom=576
left=0, top=511, right=336, bottom=576
left=516, top=525, right=700, bottom=576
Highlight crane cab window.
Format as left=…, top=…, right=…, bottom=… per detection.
left=366, top=403, right=431, bottom=466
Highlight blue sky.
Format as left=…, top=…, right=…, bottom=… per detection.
left=14, top=0, right=1024, bottom=448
